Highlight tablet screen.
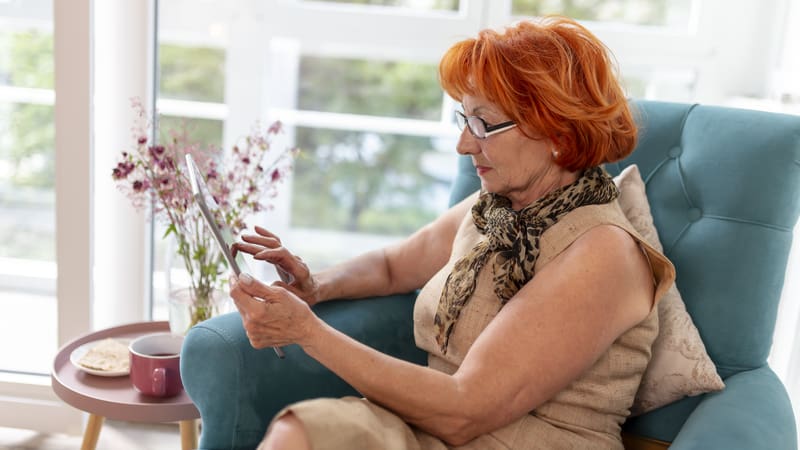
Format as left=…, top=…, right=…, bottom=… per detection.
left=185, top=154, right=251, bottom=276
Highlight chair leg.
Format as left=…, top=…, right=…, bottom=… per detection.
left=180, top=419, right=199, bottom=450
left=80, top=414, right=104, bottom=450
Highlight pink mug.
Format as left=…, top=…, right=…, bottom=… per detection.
left=129, top=333, right=184, bottom=397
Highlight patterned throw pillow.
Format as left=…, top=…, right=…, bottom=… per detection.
left=614, top=164, right=725, bottom=416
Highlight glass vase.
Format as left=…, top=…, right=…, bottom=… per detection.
left=168, top=287, right=231, bottom=335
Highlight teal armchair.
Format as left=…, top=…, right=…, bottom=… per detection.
left=181, top=101, right=800, bottom=449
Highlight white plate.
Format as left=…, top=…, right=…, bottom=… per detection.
left=69, top=339, right=131, bottom=377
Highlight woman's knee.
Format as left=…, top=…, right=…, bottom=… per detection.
left=258, top=412, right=312, bottom=450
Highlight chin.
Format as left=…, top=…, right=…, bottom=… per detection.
left=479, top=180, right=499, bottom=195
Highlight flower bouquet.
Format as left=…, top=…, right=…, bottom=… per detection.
left=112, top=98, right=295, bottom=332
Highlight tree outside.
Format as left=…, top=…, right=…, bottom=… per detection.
left=306, top=0, right=459, bottom=10
left=512, top=0, right=671, bottom=26
left=0, top=30, right=55, bottom=260
left=0, top=30, right=54, bottom=189
left=293, top=56, right=449, bottom=235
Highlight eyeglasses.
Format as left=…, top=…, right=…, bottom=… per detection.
left=455, top=110, right=517, bottom=139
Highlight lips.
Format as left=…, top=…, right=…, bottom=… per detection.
left=475, top=165, right=491, bottom=175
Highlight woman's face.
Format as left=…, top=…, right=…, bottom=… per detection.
left=457, top=93, right=567, bottom=209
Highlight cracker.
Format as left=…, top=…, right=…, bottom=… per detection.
left=78, top=338, right=130, bottom=372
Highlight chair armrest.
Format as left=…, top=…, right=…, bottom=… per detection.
left=181, top=292, right=426, bottom=450
left=669, top=365, right=797, bottom=450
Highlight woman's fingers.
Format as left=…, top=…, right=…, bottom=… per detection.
left=232, top=241, right=272, bottom=256
left=235, top=273, right=275, bottom=299
left=234, top=241, right=296, bottom=271
left=232, top=227, right=317, bottom=303
left=271, top=280, right=305, bottom=299
left=230, top=274, right=316, bottom=349
left=254, top=225, right=281, bottom=243
left=241, top=233, right=281, bottom=249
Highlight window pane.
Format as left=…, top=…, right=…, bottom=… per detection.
left=300, top=0, right=460, bottom=11
left=0, top=30, right=54, bottom=89
left=622, top=69, right=696, bottom=101
left=299, top=57, right=442, bottom=120
left=292, top=127, right=454, bottom=235
left=0, top=103, right=55, bottom=262
left=512, top=0, right=692, bottom=28
left=159, top=44, right=226, bottom=103
left=158, top=116, right=224, bottom=149
left=0, top=12, right=55, bottom=375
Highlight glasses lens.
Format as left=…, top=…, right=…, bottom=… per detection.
left=455, top=111, right=467, bottom=131
left=466, top=116, right=486, bottom=138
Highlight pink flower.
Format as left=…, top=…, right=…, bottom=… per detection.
left=132, top=179, right=150, bottom=192
left=112, top=161, right=135, bottom=180
left=111, top=97, right=296, bottom=308
left=268, top=120, right=282, bottom=134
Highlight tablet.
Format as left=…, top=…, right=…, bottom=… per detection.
left=185, top=154, right=251, bottom=276
left=186, top=154, right=285, bottom=359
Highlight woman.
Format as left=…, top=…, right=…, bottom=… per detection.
left=230, top=16, right=675, bottom=450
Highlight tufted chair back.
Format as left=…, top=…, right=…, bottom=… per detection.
left=449, top=100, right=800, bottom=446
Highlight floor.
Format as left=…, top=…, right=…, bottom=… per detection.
left=0, top=420, right=181, bottom=450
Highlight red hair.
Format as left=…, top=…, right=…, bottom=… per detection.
left=439, top=16, right=638, bottom=171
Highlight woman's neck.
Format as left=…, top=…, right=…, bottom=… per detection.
left=508, top=167, right=580, bottom=210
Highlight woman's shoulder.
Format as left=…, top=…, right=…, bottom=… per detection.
left=539, top=201, right=675, bottom=310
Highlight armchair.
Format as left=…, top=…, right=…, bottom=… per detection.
left=181, top=100, right=800, bottom=449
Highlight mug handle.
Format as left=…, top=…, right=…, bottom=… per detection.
left=152, top=367, right=166, bottom=396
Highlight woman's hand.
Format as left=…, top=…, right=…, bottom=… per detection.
left=230, top=273, right=320, bottom=350
left=232, top=225, right=321, bottom=305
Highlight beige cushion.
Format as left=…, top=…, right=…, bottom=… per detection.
left=614, top=164, right=725, bottom=416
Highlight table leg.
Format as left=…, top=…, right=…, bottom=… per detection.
left=180, top=419, right=199, bottom=450
left=81, top=414, right=104, bottom=450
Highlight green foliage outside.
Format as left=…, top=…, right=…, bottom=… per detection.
left=299, top=56, right=442, bottom=120
left=292, top=128, right=445, bottom=235
left=308, top=0, right=459, bottom=10
left=158, top=116, right=224, bottom=149
left=512, top=0, right=669, bottom=26
left=0, top=31, right=55, bottom=189
left=0, top=30, right=53, bottom=89
left=294, top=57, right=447, bottom=234
left=159, top=44, right=225, bottom=102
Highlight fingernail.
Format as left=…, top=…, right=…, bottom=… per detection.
left=240, top=273, right=254, bottom=285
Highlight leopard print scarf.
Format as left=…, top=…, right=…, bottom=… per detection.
left=433, top=166, right=619, bottom=353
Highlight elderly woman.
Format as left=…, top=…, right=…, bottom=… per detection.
left=230, top=16, right=674, bottom=450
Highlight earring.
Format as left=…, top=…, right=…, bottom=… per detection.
left=552, top=148, right=559, bottom=159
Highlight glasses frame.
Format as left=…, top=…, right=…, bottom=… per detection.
left=455, top=110, right=517, bottom=139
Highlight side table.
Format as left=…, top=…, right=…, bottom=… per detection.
left=51, top=321, right=200, bottom=450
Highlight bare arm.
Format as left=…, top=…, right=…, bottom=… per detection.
left=235, top=191, right=477, bottom=305
left=232, top=225, right=655, bottom=445
left=314, top=192, right=476, bottom=302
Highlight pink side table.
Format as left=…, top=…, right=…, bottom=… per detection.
left=51, top=321, right=200, bottom=450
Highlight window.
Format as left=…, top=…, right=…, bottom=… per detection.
left=300, top=0, right=461, bottom=12
left=0, top=2, right=56, bottom=375
left=0, top=0, right=91, bottom=433
left=511, top=0, right=692, bottom=28
left=291, top=56, right=451, bottom=266
left=155, top=0, right=462, bottom=286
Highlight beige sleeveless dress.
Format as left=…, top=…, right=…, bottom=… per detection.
left=262, top=193, right=675, bottom=450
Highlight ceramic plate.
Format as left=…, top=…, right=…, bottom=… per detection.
left=69, top=339, right=131, bottom=377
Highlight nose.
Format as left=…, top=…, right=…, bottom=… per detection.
left=456, top=128, right=479, bottom=155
